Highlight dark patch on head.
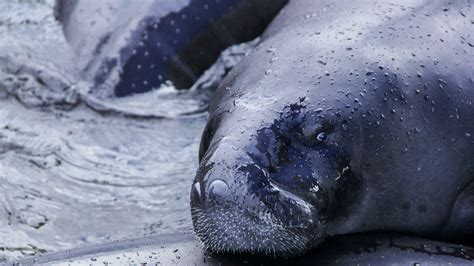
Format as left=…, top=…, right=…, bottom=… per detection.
left=417, top=204, right=427, bottom=213
left=327, top=162, right=363, bottom=222
left=402, top=202, right=411, bottom=211
left=247, top=101, right=362, bottom=220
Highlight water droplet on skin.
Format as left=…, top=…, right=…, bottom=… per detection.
left=438, top=79, right=448, bottom=85
left=310, top=184, right=319, bottom=193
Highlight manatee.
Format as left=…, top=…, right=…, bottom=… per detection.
left=190, top=0, right=474, bottom=256
left=55, top=0, right=287, bottom=96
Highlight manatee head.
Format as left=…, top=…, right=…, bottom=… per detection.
left=190, top=76, right=361, bottom=256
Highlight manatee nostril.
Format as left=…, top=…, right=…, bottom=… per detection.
left=208, top=179, right=230, bottom=202
left=192, top=182, right=201, bottom=198
left=191, top=181, right=204, bottom=207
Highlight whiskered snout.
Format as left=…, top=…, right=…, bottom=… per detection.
left=190, top=145, right=325, bottom=256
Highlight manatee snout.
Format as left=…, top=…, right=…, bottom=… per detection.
left=190, top=137, right=328, bottom=256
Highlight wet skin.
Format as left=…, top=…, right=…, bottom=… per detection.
left=57, top=0, right=287, bottom=96
left=191, top=0, right=474, bottom=256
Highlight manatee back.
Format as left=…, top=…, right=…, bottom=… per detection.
left=56, top=0, right=288, bottom=96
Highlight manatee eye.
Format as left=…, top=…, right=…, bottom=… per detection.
left=301, top=121, right=331, bottom=143
left=301, top=122, right=323, bottom=141
left=316, top=132, right=327, bottom=142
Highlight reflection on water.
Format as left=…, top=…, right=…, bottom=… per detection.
left=0, top=0, right=255, bottom=261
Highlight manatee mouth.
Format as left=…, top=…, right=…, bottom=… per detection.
left=190, top=165, right=325, bottom=256
left=191, top=207, right=317, bottom=256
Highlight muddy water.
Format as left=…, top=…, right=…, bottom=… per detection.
left=0, top=0, right=254, bottom=261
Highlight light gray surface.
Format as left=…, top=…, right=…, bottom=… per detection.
left=0, top=1, right=251, bottom=262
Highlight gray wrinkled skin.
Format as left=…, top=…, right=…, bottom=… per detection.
left=191, top=0, right=474, bottom=256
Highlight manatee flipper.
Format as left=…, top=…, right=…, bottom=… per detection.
left=442, top=181, right=474, bottom=243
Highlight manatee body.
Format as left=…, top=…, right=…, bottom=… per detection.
left=56, top=0, right=287, bottom=96
left=191, top=0, right=474, bottom=256
left=14, top=233, right=474, bottom=265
